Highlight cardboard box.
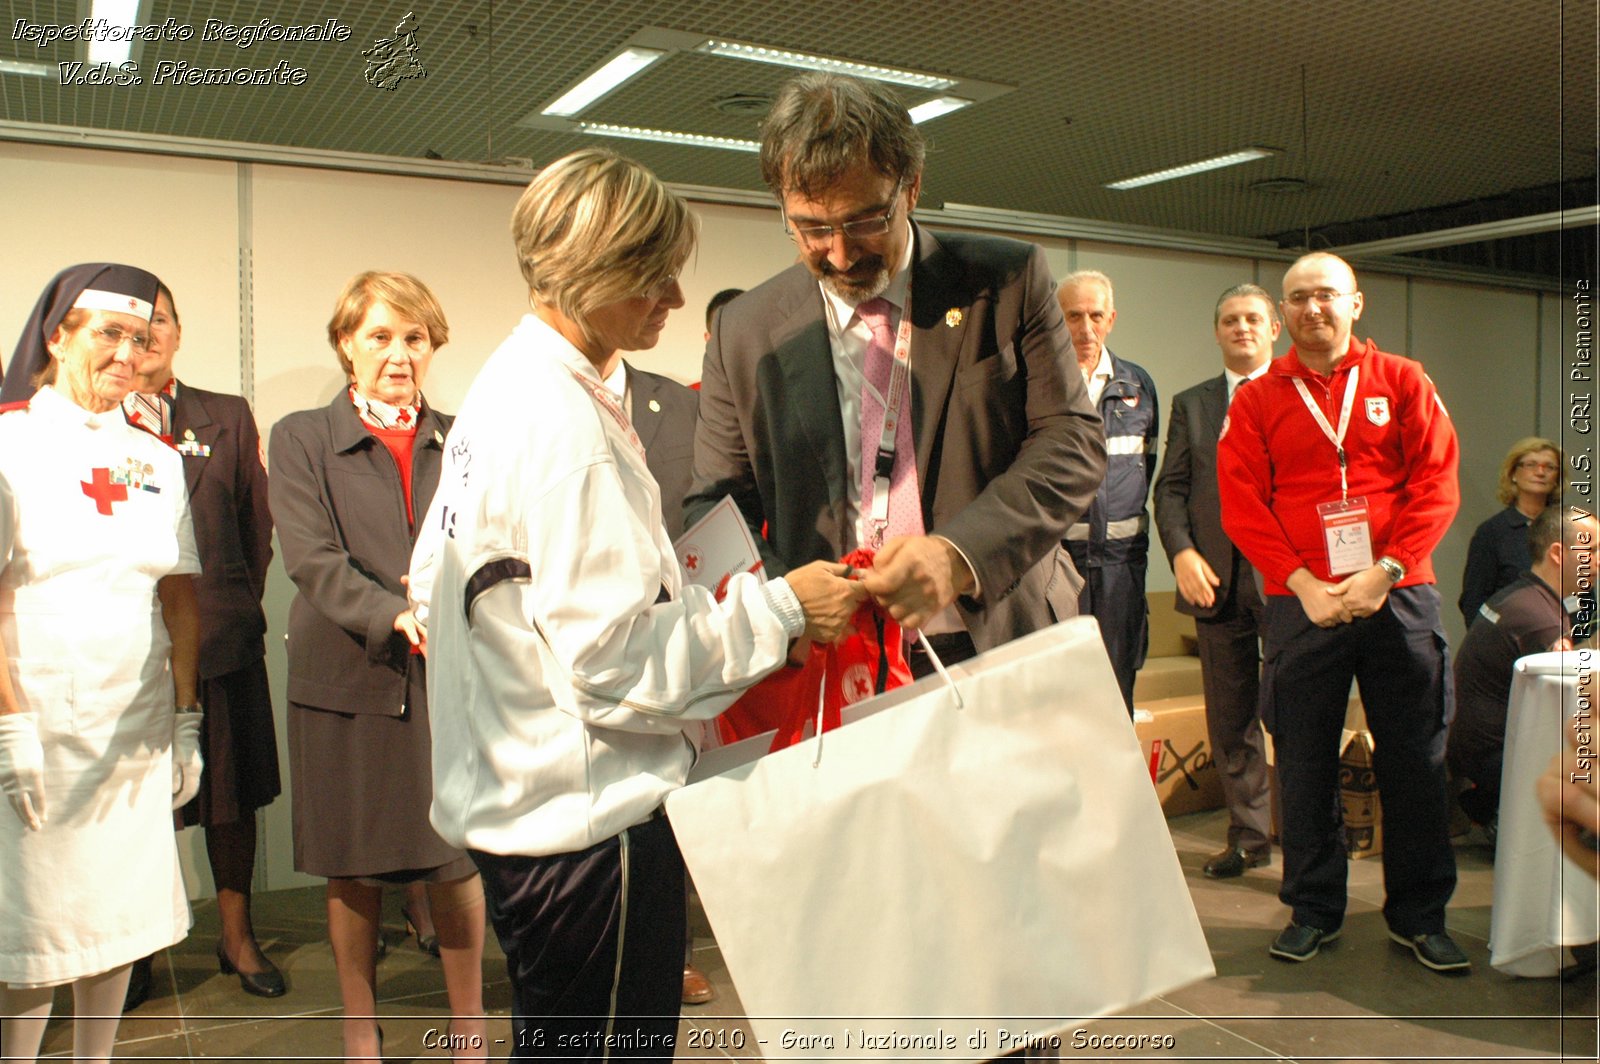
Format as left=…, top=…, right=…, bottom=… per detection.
left=1339, top=728, right=1384, bottom=860
left=1134, top=696, right=1225, bottom=817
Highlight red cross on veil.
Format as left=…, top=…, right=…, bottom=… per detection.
left=81, top=468, right=128, bottom=515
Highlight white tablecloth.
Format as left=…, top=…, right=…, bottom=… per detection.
left=1489, top=651, right=1600, bottom=976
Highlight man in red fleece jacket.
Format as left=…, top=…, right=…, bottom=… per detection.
left=1217, top=252, right=1467, bottom=974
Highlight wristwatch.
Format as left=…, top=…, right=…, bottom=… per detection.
left=1376, top=556, right=1406, bottom=583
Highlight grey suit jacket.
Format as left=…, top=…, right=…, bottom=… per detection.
left=268, top=393, right=451, bottom=715
left=1152, top=373, right=1257, bottom=619
left=686, top=224, right=1106, bottom=652
left=626, top=363, right=699, bottom=541
left=171, top=383, right=274, bottom=679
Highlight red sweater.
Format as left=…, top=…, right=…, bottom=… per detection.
left=370, top=424, right=418, bottom=527
left=1217, top=337, right=1459, bottom=595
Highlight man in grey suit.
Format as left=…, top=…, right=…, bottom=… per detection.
left=687, top=73, right=1104, bottom=670
left=1152, top=283, right=1279, bottom=878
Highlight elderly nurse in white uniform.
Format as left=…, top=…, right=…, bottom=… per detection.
left=0, top=264, right=203, bottom=1064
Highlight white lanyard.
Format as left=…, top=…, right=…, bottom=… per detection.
left=1292, top=366, right=1360, bottom=500
left=568, top=365, right=648, bottom=464
left=867, top=295, right=915, bottom=538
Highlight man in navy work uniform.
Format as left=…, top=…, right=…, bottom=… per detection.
left=1058, top=270, right=1158, bottom=713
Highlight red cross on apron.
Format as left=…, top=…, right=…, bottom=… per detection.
left=81, top=467, right=128, bottom=515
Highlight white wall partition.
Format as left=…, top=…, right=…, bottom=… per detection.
left=0, top=138, right=1564, bottom=892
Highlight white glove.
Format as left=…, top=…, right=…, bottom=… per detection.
left=0, top=712, right=47, bottom=830
left=171, top=711, right=205, bottom=811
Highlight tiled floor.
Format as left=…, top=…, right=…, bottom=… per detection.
left=28, top=809, right=1599, bottom=1062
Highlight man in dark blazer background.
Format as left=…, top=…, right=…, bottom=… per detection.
left=1152, top=283, right=1279, bottom=879
left=687, top=73, right=1104, bottom=669
left=624, top=363, right=699, bottom=541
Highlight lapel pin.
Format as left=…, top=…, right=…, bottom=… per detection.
left=945, top=308, right=963, bottom=328
left=648, top=399, right=661, bottom=413
left=434, top=430, right=444, bottom=444
left=183, top=428, right=196, bottom=440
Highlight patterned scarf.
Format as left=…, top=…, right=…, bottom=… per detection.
left=123, top=377, right=178, bottom=438
left=350, top=385, right=419, bottom=431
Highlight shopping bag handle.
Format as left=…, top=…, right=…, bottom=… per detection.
left=806, top=629, right=964, bottom=768
left=913, top=631, right=965, bottom=710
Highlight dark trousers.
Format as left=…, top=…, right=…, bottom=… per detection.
left=470, top=814, right=686, bottom=1061
left=1196, top=591, right=1273, bottom=853
left=1261, top=585, right=1457, bottom=935
left=1071, top=557, right=1149, bottom=714
left=907, top=631, right=979, bottom=679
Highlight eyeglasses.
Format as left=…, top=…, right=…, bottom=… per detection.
left=1284, top=289, right=1356, bottom=308
left=1517, top=459, right=1560, bottom=473
left=640, top=275, right=680, bottom=302
left=785, top=199, right=900, bottom=251
left=86, top=325, right=151, bottom=352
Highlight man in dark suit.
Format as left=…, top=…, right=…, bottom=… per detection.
left=1152, top=283, right=1278, bottom=878
left=687, top=74, right=1104, bottom=669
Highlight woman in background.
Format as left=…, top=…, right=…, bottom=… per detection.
left=270, top=272, right=484, bottom=1062
left=1460, top=437, right=1562, bottom=624
left=119, top=281, right=284, bottom=1003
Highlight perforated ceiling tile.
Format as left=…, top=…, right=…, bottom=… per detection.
left=0, top=0, right=1592, bottom=254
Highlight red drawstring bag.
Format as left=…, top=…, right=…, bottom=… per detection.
left=715, top=549, right=912, bottom=751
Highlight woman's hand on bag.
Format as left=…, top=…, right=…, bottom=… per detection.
left=394, top=608, right=427, bottom=653
left=786, top=561, right=866, bottom=644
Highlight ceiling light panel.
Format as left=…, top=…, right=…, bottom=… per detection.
left=541, top=46, right=667, bottom=117
left=1106, top=148, right=1278, bottom=190
left=695, top=39, right=956, bottom=91
left=908, top=96, right=973, bottom=124
left=577, top=122, right=760, bottom=153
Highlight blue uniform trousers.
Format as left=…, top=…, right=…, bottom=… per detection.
left=1260, top=584, right=1457, bottom=935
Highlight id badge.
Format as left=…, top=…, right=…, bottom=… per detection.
left=1318, top=497, right=1374, bottom=576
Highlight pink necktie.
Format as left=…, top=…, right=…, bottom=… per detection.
left=857, top=298, right=924, bottom=547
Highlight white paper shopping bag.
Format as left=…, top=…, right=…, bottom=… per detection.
left=667, top=617, right=1214, bottom=1060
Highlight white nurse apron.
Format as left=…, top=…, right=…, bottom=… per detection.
left=0, top=387, right=199, bottom=986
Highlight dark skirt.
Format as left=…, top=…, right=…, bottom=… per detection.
left=288, top=665, right=469, bottom=880
left=175, top=658, right=282, bottom=829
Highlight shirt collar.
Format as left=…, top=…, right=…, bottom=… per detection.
left=35, top=383, right=122, bottom=430
left=603, top=358, right=628, bottom=402
left=1087, top=346, right=1114, bottom=382
left=1224, top=361, right=1269, bottom=395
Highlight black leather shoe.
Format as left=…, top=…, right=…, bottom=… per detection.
left=1203, top=846, right=1270, bottom=879
left=1269, top=922, right=1340, bottom=961
left=1389, top=930, right=1470, bottom=973
left=123, top=954, right=153, bottom=1010
left=217, top=941, right=287, bottom=998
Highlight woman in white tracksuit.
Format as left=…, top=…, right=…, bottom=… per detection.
left=409, top=148, right=862, bottom=1061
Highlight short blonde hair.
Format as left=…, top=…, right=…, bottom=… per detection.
left=511, top=149, right=696, bottom=329
left=326, top=271, right=450, bottom=376
left=1499, top=436, right=1563, bottom=507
